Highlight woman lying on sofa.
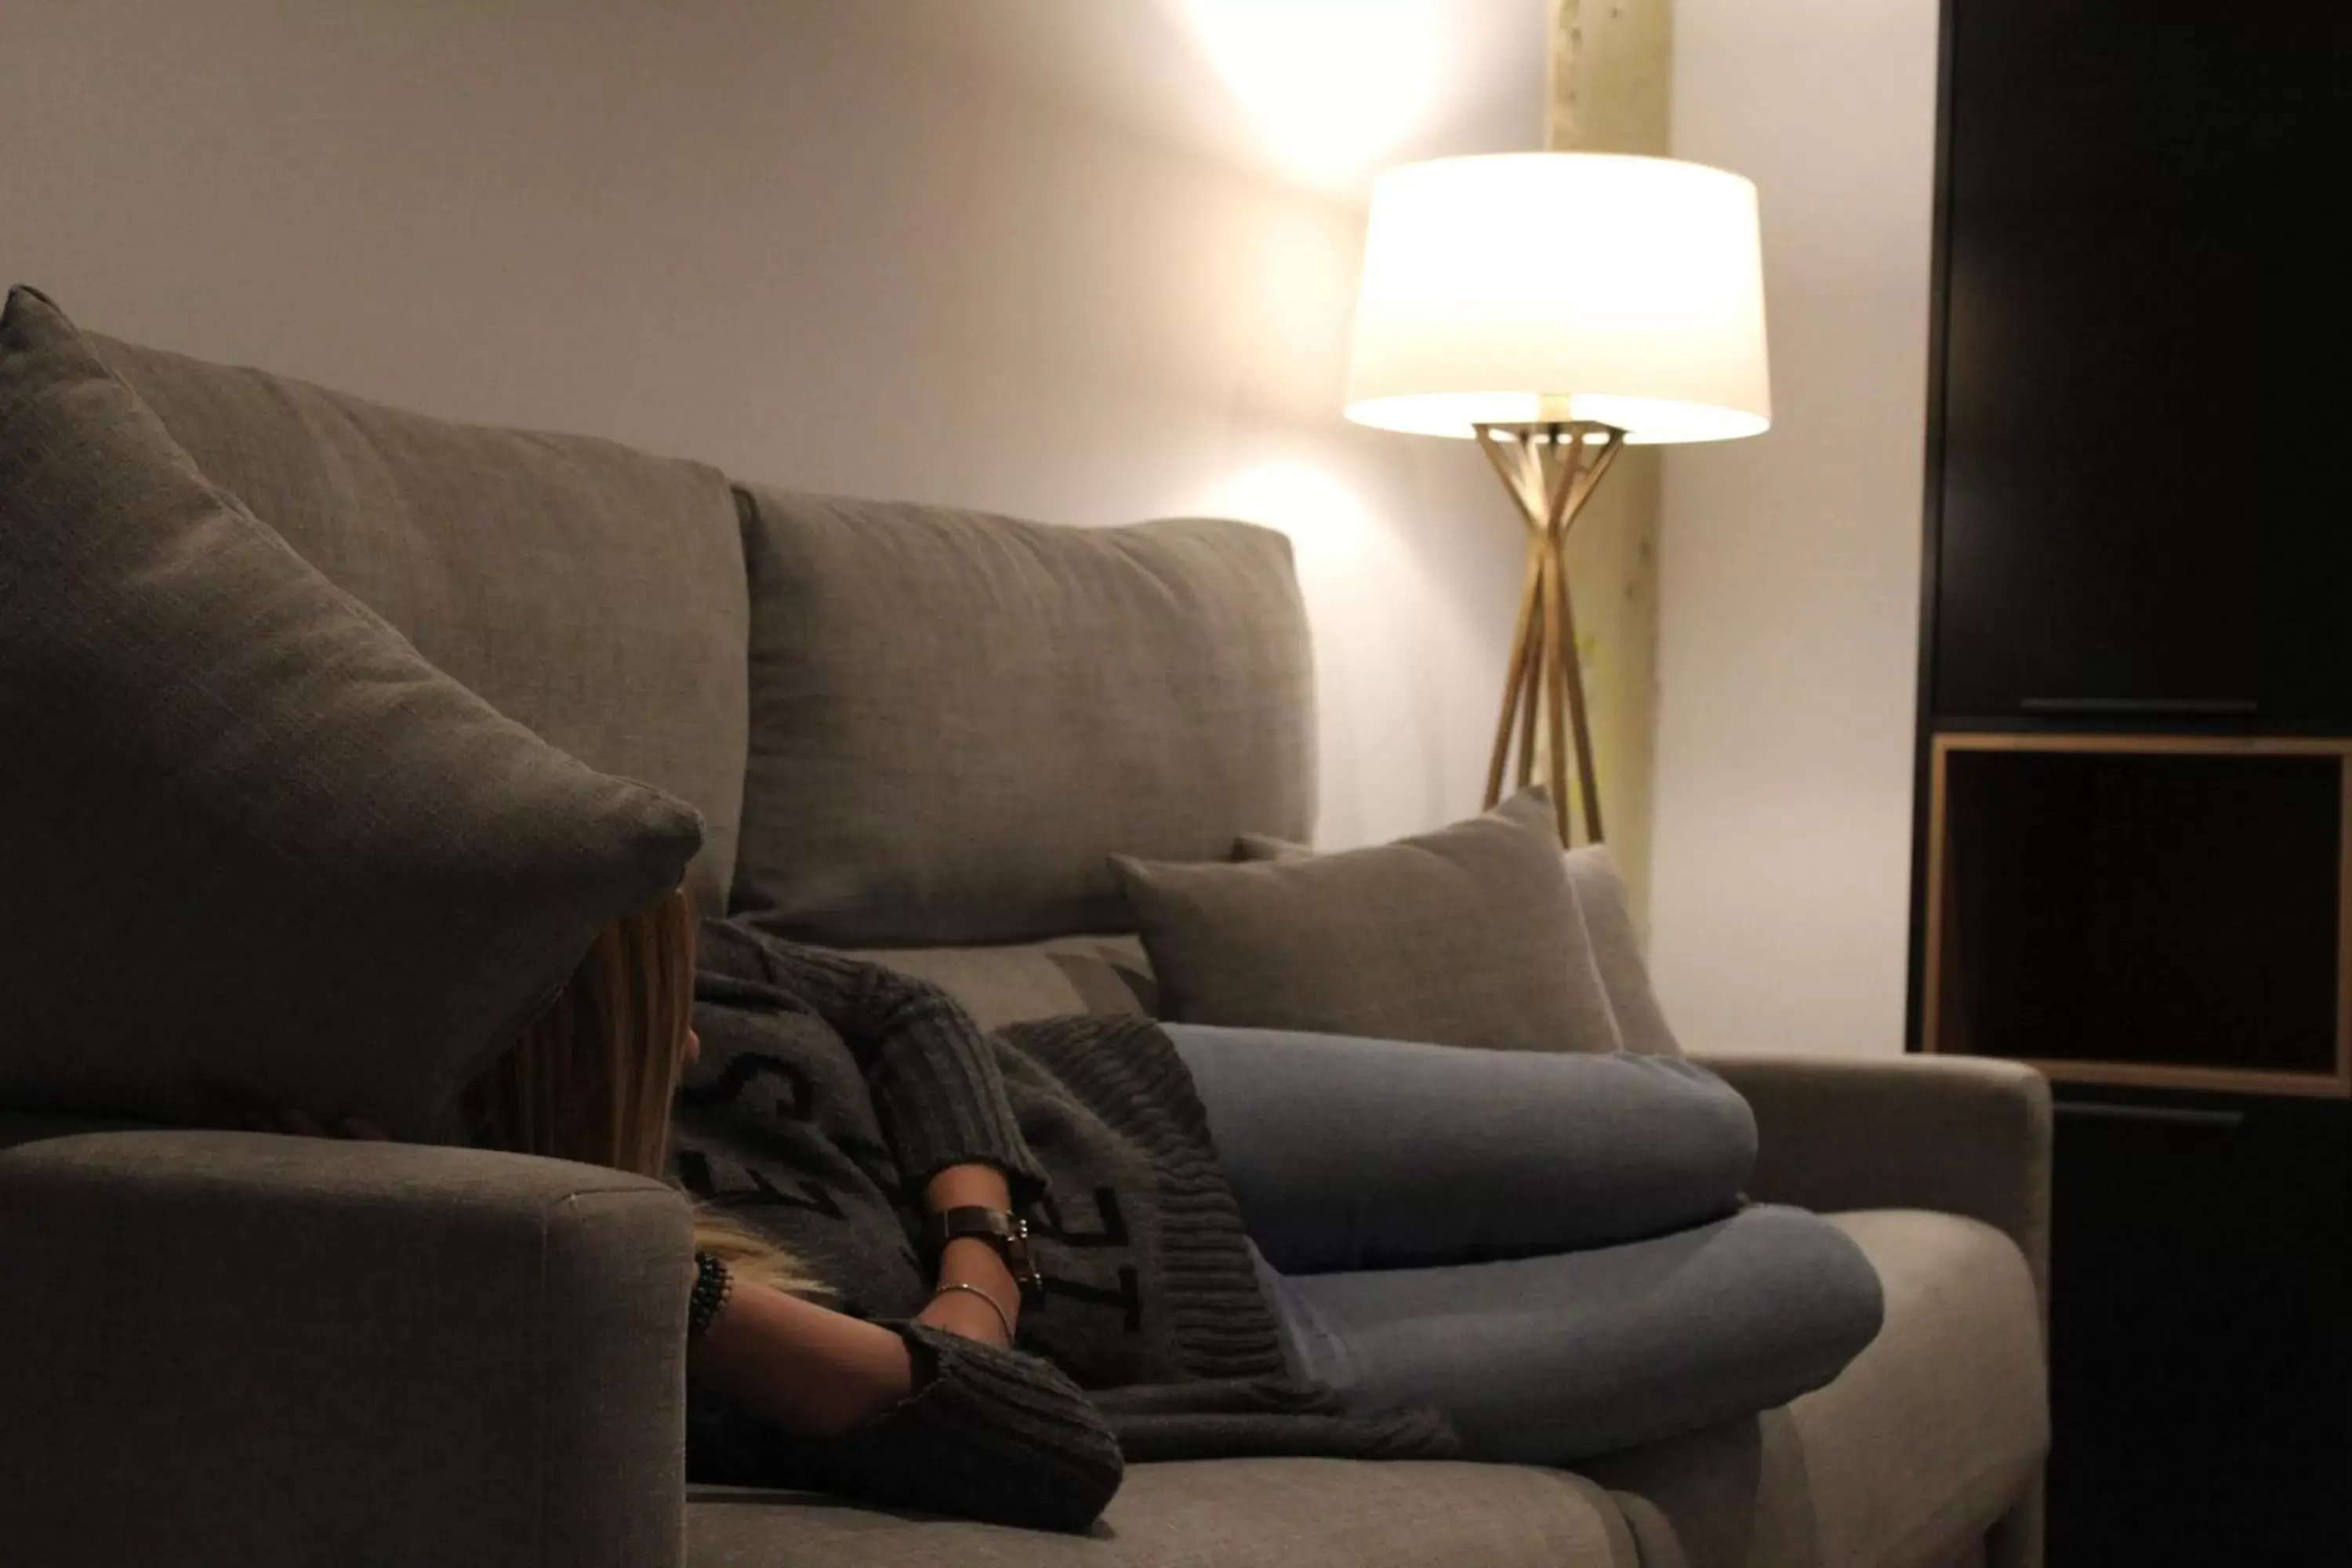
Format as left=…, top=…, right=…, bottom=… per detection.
left=296, top=882, right=1881, bottom=1535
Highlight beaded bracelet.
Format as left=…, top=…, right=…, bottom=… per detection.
left=688, top=1250, right=733, bottom=1341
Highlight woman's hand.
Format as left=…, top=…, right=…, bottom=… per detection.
left=692, top=1279, right=918, bottom=1438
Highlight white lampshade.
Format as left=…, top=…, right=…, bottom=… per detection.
left=1344, top=153, right=1771, bottom=443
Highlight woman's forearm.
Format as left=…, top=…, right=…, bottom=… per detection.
left=925, top=1162, right=1014, bottom=1213
left=917, top=1161, right=1025, bottom=1344
left=689, top=1280, right=916, bottom=1438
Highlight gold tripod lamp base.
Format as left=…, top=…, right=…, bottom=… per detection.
left=1473, top=419, right=1627, bottom=848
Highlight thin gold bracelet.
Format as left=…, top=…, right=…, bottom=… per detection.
left=929, top=1280, right=1014, bottom=1342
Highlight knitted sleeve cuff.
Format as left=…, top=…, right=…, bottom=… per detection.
left=823, top=1320, right=1123, bottom=1533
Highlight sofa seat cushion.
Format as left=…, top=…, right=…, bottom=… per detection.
left=688, top=1456, right=1639, bottom=1567
left=1581, top=1210, right=2048, bottom=1568
left=88, top=331, right=750, bottom=910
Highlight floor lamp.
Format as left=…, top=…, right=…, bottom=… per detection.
left=1343, top=153, right=1773, bottom=848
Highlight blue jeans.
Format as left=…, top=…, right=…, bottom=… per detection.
left=1163, top=1025, right=1885, bottom=1465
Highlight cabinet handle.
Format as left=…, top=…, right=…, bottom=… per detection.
left=2055, top=1102, right=2245, bottom=1129
left=2020, top=697, right=2259, bottom=717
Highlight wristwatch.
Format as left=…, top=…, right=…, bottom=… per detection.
left=927, top=1205, right=1045, bottom=1305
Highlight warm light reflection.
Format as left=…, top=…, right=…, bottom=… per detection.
left=1189, top=461, right=1376, bottom=571
left=1166, top=0, right=1446, bottom=181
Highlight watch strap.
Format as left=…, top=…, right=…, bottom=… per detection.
left=927, top=1205, right=1045, bottom=1304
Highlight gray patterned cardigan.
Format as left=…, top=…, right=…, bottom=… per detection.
left=675, top=918, right=1457, bottom=1532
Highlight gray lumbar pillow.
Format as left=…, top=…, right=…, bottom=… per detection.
left=1112, top=790, right=1623, bottom=1053
left=0, top=285, right=703, bottom=1138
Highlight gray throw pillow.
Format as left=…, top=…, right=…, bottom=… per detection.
left=90, top=332, right=750, bottom=915
left=1236, top=814, right=1684, bottom=1059
left=1111, top=790, right=1623, bottom=1053
left=0, top=285, right=702, bottom=1138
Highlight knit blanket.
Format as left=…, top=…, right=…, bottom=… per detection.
left=675, top=920, right=1457, bottom=1463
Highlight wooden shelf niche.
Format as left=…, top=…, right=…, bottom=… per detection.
left=1924, top=734, right=2352, bottom=1098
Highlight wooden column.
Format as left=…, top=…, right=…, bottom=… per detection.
left=1545, top=0, right=1668, bottom=907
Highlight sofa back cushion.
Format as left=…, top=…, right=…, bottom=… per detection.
left=0, top=285, right=703, bottom=1138
left=731, top=488, right=1316, bottom=946
left=89, top=336, right=749, bottom=911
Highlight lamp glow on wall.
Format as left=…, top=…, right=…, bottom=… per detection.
left=1345, top=152, right=1771, bottom=847
left=1170, top=0, right=1448, bottom=183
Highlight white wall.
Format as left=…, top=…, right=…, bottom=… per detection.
left=0, top=0, right=1542, bottom=851
left=1650, top=0, right=1940, bottom=1054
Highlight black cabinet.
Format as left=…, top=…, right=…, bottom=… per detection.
left=1926, top=740, right=2347, bottom=1089
left=1928, top=0, right=2352, bottom=727
left=2046, top=1091, right=2350, bottom=1565
left=1916, top=2, right=2352, bottom=1559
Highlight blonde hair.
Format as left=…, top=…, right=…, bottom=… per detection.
left=461, top=888, right=822, bottom=1297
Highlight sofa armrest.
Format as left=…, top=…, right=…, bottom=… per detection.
left=1689, top=1052, right=2053, bottom=1311
left=0, top=1120, right=693, bottom=1568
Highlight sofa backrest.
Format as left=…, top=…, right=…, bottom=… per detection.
left=728, top=485, right=1316, bottom=950
left=92, top=336, right=750, bottom=913
left=73, top=331, right=1319, bottom=1009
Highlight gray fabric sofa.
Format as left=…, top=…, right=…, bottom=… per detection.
left=0, top=333, right=2050, bottom=1568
